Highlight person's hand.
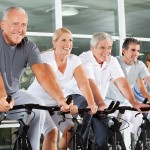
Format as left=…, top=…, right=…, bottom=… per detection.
left=97, top=101, right=107, bottom=111
left=70, top=104, right=78, bottom=115
left=87, top=104, right=97, bottom=115
left=133, top=101, right=150, bottom=113
left=0, top=97, right=14, bottom=112
left=58, top=100, right=70, bottom=112
left=148, top=97, right=150, bottom=103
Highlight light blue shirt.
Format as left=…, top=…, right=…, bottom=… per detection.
left=133, top=82, right=150, bottom=102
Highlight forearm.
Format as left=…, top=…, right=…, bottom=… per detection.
left=122, top=86, right=138, bottom=106
left=79, top=81, right=95, bottom=106
left=137, top=78, right=150, bottom=100
left=141, top=91, right=150, bottom=100
left=144, top=76, right=150, bottom=87
left=32, top=64, right=66, bottom=105
left=116, top=77, right=138, bottom=106
left=93, top=90, right=104, bottom=106
left=38, top=72, right=66, bottom=104
left=91, top=87, right=106, bottom=107
left=0, top=74, right=7, bottom=98
left=89, top=80, right=106, bottom=107
left=0, top=88, right=7, bottom=98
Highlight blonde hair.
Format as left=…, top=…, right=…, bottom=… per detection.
left=52, top=27, right=72, bottom=42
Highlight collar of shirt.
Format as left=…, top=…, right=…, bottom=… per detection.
left=88, top=51, right=111, bottom=69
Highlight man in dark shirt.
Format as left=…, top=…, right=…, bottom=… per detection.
left=0, top=6, right=74, bottom=150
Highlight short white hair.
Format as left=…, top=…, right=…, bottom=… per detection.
left=2, top=6, right=28, bottom=21
left=90, top=32, right=113, bottom=48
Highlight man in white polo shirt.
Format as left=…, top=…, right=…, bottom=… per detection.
left=76, top=32, right=149, bottom=149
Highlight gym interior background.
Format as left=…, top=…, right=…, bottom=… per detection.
left=0, top=0, right=150, bottom=149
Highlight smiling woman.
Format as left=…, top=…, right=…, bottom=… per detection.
left=27, top=27, right=97, bottom=149
left=52, top=28, right=73, bottom=61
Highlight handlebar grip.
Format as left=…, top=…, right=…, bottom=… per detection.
left=66, top=95, right=72, bottom=105
left=6, top=95, right=12, bottom=103
left=107, top=101, right=115, bottom=110
left=143, top=98, right=148, bottom=104
left=78, top=108, right=91, bottom=113
left=112, top=101, right=120, bottom=111
left=58, top=95, right=73, bottom=116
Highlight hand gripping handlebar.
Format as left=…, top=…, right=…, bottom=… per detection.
left=76, top=101, right=120, bottom=115
left=10, top=95, right=73, bottom=112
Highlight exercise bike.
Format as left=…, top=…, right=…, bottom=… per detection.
left=0, top=95, right=72, bottom=150
left=60, top=101, right=120, bottom=150
left=115, top=99, right=150, bottom=150
left=134, top=99, right=150, bottom=150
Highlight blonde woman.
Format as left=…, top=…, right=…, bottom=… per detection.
left=27, top=28, right=97, bottom=149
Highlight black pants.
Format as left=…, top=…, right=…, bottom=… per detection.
left=72, top=94, right=109, bottom=150
left=91, top=115, right=109, bottom=150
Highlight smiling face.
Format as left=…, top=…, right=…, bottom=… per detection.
left=53, top=32, right=73, bottom=56
left=91, top=39, right=112, bottom=64
left=1, top=9, right=28, bottom=46
left=122, top=43, right=140, bottom=65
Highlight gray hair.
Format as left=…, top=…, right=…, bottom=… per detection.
left=2, top=6, right=28, bottom=21
left=90, top=32, right=113, bottom=48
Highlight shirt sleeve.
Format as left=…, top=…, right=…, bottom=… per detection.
left=79, top=53, right=95, bottom=80
left=82, top=63, right=95, bottom=80
left=41, top=51, right=51, bottom=64
left=138, top=61, right=150, bottom=79
left=70, top=54, right=82, bottom=71
left=27, top=41, right=42, bottom=67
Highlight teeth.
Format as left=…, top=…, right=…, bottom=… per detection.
left=13, top=33, right=21, bottom=36
left=64, top=48, right=70, bottom=50
left=102, top=54, right=109, bottom=57
left=14, top=35, right=21, bottom=37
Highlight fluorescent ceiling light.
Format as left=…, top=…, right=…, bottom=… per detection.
left=139, top=53, right=144, bottom=56
left=62, top=8, right=79, bottom=16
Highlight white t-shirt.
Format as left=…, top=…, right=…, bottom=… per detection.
left=27, top=50, right=82, bottom=105
left=70, top=50, right=125, bottom=99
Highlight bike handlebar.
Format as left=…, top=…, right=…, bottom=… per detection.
left=97, top=101, right=120, bottom=115
left=11, top=104, right=60, bottom=112
left=117, top=98, right=150, bottom=114
left=6, top=95, right=12, bottom=103
left=10, top=101, right=150, bottom=115
left=59, top=101, right=120, bottom=115
left=118, top=106, right=150, bottom=112
left=10, top=101, right=120, bottom=115
left=10, top=95, right=73, bottom=112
